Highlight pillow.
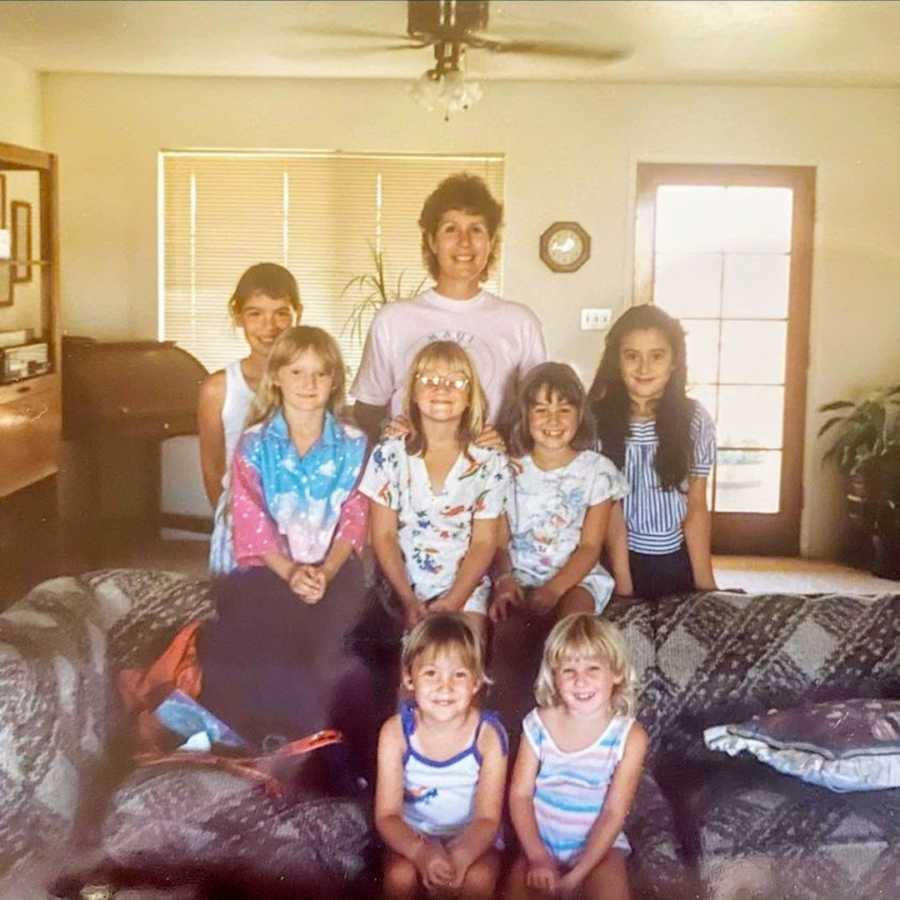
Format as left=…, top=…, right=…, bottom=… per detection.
left=704, top=698, right=900, bottom=792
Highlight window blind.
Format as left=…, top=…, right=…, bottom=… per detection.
left=160, top=151, right=505, bottom=377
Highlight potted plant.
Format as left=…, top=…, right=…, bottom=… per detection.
left=818, top=385, right=900, bottom=577
left=340, top=244, right=427, bottom=348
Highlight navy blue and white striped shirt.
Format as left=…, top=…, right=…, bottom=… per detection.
left=619, top=402, right=716, bottom=554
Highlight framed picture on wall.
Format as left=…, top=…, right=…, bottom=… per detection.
left=0, top=260, right=11, bottom=308
left=11, top=200, right=32, bottom=284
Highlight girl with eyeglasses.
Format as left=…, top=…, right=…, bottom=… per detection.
left=360, top=340, right=510, bottom=641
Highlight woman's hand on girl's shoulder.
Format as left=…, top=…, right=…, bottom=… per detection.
left=473, top=424, right=506, bottom=453
left=488, top=574, right=523, bottom=622
left=380, top=414, right=411, bottom=440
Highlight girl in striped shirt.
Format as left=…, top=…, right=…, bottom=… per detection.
left=588, top=305, right=718, bottom=600
left=506, top=614, right=647, bottom=899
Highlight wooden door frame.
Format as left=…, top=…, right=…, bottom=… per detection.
left=634, top=163, right=815, bottom=555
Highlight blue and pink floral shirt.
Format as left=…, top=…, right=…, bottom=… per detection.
left=359, top=437, right=509, bottom=605
left=231, top=410, right=368, bottom=567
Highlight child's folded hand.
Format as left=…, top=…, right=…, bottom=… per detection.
left=289, top=565, right=326, bottom=603
left=414, top=840, right=454, bottom=892
left=525, top=858, right=560, bottom=894
left=402, top=598, right=428, bottom=629
left=427, top=594, right=461, bottom=616
left=489, top=575, right=523, bottom=622
left=527, top=584, right=560, bottom=613
left=557, top=868, right=587, bottom=898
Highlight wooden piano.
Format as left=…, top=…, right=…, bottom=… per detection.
left=62, top=337, right=208, bottom=549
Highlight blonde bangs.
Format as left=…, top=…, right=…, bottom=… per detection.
left=248, top=325, right=346, bottom=427
left=534, top=614, right=636, bottom=715
left=402, top=340, right=487, bottom=454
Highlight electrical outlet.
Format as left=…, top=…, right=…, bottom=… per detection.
left=580, top=308, right=612, bottom=330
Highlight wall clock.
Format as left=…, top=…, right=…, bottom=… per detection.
left=540, top=221, right=591, bottom=273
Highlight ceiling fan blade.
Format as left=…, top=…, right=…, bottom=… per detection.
left=470, top=37, right=631, bottom=63
left=297, top=24, right=417, bottom=42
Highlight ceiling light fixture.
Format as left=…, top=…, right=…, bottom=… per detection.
left=409, top=38, right=482, bottom=121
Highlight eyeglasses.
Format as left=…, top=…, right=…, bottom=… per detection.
left=415, top=373, right=470, bottom=391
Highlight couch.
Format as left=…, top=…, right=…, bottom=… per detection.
left=603, top=588, right=900, bottom=900
left=1, top=570, right=897, bottom=898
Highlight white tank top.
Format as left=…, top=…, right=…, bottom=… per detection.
left=220, top=360, right=255, bottom=486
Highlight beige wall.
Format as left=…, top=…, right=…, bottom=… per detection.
left=0, top=56, right=44, bottom=345
left=0, top=54, right=42, bottom=147
left=42, top=73, right=900, bottom=558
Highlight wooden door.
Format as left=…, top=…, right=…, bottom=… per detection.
left=635, top=164, right=815, bottom=555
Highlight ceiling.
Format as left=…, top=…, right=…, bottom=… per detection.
left=1, top=0, right=899, bottom=87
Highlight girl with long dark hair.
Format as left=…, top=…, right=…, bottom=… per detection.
left=587, top=306, right=718, bottom=600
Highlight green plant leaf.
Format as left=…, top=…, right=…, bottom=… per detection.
left=817, top=416, right=849, bottom=437
left=817, top=400, right=855, bottom=412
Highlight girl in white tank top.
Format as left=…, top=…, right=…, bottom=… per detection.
left=197, top=263, right=301, bottom=574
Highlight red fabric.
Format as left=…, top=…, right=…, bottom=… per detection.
left=118, top=621, right=204, bottom=753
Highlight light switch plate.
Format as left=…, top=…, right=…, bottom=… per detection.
left=580, top=307, right=612, bottom=330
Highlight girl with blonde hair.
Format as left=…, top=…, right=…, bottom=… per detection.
left=505, top=614, right=647, bottom=900
left=196, top=325, right=375, bottom=756
left=361, top=340, right=509, bottom=639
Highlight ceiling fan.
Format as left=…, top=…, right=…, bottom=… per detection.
left=304, top=1, right=629, bottom=118
left=311, top=0, right=630, bottom=81
left=404, top=0, right=629, bottom=80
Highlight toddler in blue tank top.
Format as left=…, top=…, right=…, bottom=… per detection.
left=375, top=613, right=508, bottom=898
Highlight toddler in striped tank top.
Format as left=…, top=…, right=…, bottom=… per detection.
left=506, top=614, right=648, bottom=899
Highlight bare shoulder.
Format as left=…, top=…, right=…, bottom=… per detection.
left=625, top=719, right=649, bottom=756
left=477, top=713, right=508, bottom=759
left=199, top=369, right=227, bottom=405
left=378, top=713, right=404, bottom=750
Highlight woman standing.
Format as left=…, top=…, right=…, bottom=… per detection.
left=351, top=173, right=546, bottom=441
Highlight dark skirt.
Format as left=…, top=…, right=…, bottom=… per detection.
left=197, top=556, right=391, bottom=777
left=629, top=544, right=696, bottom=601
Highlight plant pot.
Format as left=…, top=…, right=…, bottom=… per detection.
left=871, top=500, right=900, bottom=580
left=871, top=532, right=900, bottom=579
left=844, top=475, right=877, bottom=568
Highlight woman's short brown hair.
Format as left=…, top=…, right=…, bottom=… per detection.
left=419, top=173, right=503, bottom=281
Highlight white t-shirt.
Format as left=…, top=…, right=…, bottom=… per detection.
left=359, top=437, right=509, bottom=612
left=350, top=288, right=547, bottom=422
left=506, top=451, right=628, bottom=611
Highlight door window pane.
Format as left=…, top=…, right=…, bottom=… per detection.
left=655, top=186, right=726, bottom=252
left=682, top=319, right=720, bottom=384
left=715, top=449, right=782, bottom=513
left=723, top=253, right=790, bottom=319
left=719, top=320, right=787, bottom=384
left=654, top=252, right=722, bottom=318
left=717, top=386, right=784, bottom=449
left=687, top=384, right=718, bottom=421
left=724, top=187, right=793, bottom=253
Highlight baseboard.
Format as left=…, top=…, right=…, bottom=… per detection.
left=159, top=512, right=213, bottom=535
